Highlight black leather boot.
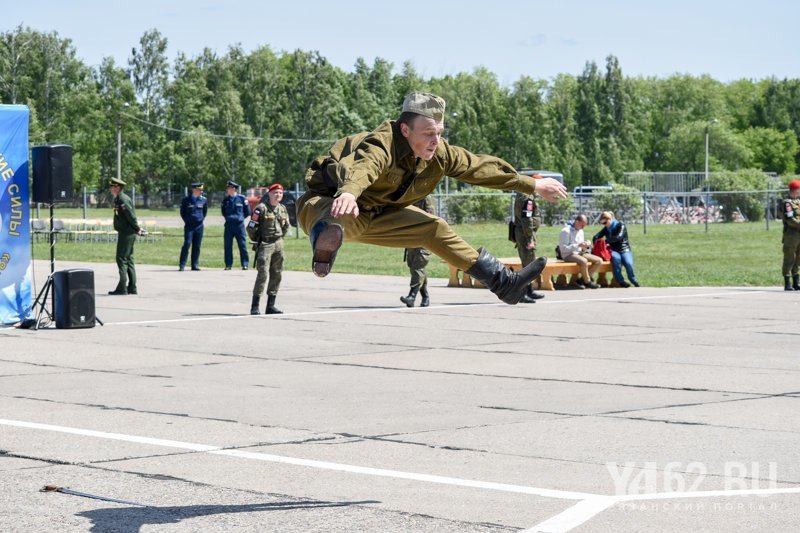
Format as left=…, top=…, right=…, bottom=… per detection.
left=794, top=274, right=800, bottom=291
left=528, top=286, right=545, bottom=300
left=310, top=221, right=343, bottom=278
left=785, top=276, right=794, bottom=291
left=266, top=294, right=283, bottom=314
left=465, top=249, right=547, bottom=305
left=520, top=286, right=541, bottom=304
left=419, top=286, right=430, bottom=307
left=400, top=287, right=418, bottom=307
left=250, top=295, right=261, bottom=315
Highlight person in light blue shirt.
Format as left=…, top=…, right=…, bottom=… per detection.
left=558, top=214, right=602, bottom=289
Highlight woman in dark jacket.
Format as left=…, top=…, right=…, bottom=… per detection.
left=592, top=211, right=640, bottom=287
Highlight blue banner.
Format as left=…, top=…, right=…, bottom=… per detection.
left=0, top=105, right=31, bottom=324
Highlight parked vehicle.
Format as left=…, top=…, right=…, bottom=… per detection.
left=518, top=169, right=565, bottom=186
left=573, top=185, right=613, bottom=198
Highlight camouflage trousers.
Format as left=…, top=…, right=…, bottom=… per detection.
left=406, top=247, right=431, bottom=289
left=783, top=230, right=800, bottom=276
left=252, top=239, right=284, bottom=297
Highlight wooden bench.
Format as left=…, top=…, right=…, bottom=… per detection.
left=447, top=257, right=616, bottom=290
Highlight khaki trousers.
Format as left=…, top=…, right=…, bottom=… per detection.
left=297, top=193, right=479, bottom=270
left=562, top=252, right=602, bottom=282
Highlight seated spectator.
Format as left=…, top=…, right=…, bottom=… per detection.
left=559, top=214, right=602, bottom=289
left=592, top=211, right=640, bottom=288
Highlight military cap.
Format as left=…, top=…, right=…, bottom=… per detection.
left=402, top=91, right=446, bottom=121
left=226, top=180, right=239, bottom=189
left=268, top=183, right=284, bottom=192
left=191, top=181, right=204, bottom=189
left=789, top=180, right=800, bottom=190
left=109, top=177, right=126, bottom=187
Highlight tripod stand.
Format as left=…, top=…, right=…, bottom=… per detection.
left=31, top=203, right=57, bottom=329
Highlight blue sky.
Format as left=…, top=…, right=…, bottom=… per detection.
left=6, top=0, right=798, bottom=84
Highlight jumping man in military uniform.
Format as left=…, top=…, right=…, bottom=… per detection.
left=513, top=188, right=546, bottom=303
left=179, top=182, right=207, bottom=271
left=297, top=91, right=568, bottom=305
left=782, top=179, right=800, bottom=291
left=221, top=180, right=251, bottom=270
left=108, top=177, right=144, bottom=295
left=400, top=196, right=435, bottom=307
left=248, top=183, right=290, bottom=314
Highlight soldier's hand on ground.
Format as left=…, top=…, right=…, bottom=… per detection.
left=331, top=192, right=359, bottom=218
left=535, top=177, right=568, bottom=202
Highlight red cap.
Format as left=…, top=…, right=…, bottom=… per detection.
left=268, top=183, right=284, bottom=192
left=789, top=180, right=800, bottom=190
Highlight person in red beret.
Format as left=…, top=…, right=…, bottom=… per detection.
left=247, top=183, right=290, bottom=313
left=782, top=179, right=800, bottom=290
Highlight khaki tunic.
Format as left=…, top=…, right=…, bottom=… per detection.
left=782, top=197, right=800, bottom=276
left=298, top=120, right=539, bottom=270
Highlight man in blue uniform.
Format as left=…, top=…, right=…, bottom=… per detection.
left=179, top=182, right=208, bottom=271
left=221, top=180, right=251, bottom=270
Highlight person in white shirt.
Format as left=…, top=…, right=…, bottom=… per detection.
left=559, top=214, right=602, bottom=289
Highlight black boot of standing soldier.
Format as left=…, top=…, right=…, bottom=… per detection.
left=250, top=295, right=261, bottom=315
left=266, top=294, right=283, bottom=314
left=466, top=248, right=548, bottom=305
left=400, top=287, right=418, bottom=307
left=794, top=274, right=800, bottom=291
left=419, top=286, right=430, bottom=307
left=785, top=276, right=794, bottom=291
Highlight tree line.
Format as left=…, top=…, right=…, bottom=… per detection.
left=2, top=26, right=799, bottom=204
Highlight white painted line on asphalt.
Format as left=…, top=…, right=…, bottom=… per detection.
left=523, top=484, right=800, bottom=533
left=524, top=496, right=618, bottom=533
left=0, top=418, right=593, bottom=501
left=3, top=417, right=798, bottom=532
left=106, top=289, right=767, bottom=327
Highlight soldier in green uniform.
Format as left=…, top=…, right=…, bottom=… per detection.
left=108, top=177, right=144, bottom=295
left=297, top=91, right=568, bottom=305
left=400, top=196, right=435, bottom=308
left=782, top=179, right=800, bottom=291
left=513, top=189, right=546, bottom=304
left=248, top=183, right=290, bottom=314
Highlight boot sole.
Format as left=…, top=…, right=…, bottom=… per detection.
left=312, top=224, right=343, bottom=278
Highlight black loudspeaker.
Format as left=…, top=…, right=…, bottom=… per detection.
left=32, top=144, right=73, bottom=203
left=53, top=269, right=96, bottom=329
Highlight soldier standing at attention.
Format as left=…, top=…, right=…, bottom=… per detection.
left=400, top=196, right=435, bottom=308
left=108, top=177, right=144, bottom=295
left=248, top=183, right=290, bottom=315
left=782, top=179, right=800, bottom=291
left=513, top=188, right=546, bottom=303
left=179, top=182, right=207, bottom=271
left=297, top=91, right=568, bottom=305
left=221, top=180, right=251, bottom=270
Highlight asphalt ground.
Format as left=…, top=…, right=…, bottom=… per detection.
left=2, top=258, right=799, bottom=532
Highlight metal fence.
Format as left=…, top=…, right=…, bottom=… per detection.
left=32, top=186, right=793, bottom=233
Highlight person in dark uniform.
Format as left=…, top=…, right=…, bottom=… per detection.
left=247, top=183, right=290, bottom=315
left=513, top=189, right=546, bottom=303
left=297, top=91, right=568, bottom=305
left=179, top=182, right=207, bottom=271
left=221, top=180, right=251, bottom=270
left=400, top=196, right=435, bottom=307
left=782, top=179, right=800, bottom=291
left=108, top=177, right=144, bottom=295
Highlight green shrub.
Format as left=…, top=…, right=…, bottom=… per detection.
left=709, top=169, right=769, bottom=222
left=445, top=187, right=509, bottom=224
